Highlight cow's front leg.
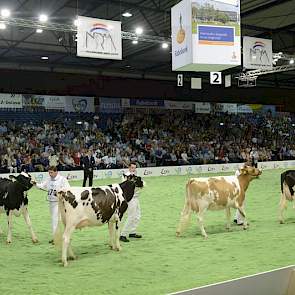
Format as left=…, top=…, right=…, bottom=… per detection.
left=62, top=225, right=75, bottom=267
left=114, top=221, right=122, bottom=251
left=237, top=207, right=248, bottom=229
left=22, top=207, right=38, bottom=243
left=197, top=207, right=208, bottom=239
left=225, top=207, right=231, bottom=230
left=6, top=210, right=13, bottom=244
left=67, top=243, right=77, bottom=261
left=108, top=222, right=116, bottom=250
left=279, top=193, right=287, bottom=224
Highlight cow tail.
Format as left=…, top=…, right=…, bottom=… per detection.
left=53, top=195, right=64, bottom=250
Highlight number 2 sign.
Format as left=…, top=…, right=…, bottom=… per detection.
left=210, top=72, right=222, bottom=85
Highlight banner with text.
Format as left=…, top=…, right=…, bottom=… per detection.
left=99, top=97, right=122, bottom=113
left=165, top=100, right=194, bottom=110
left=77, top=16, right=122, bottom=60
left=0, top=94, right=23, bottom=109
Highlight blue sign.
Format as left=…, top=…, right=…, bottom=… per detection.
left=130, top=99, right=164, bottom=107
left=198, top=26, right=234, bottom=45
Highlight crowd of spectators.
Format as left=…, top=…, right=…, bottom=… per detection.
left=0, top=110, right=294, bottom=173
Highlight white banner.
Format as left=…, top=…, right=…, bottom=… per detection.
left=165, top=100, right=193, bottom=110
left=171, top=0, right=193, bottom=71
left=64, top=96, right=95, bottom=113
left=0, top=94, right=23, bottom=109
left=41, top=95, right=65, bottom=110
left=77, top=16, right=122, bottom=60
left=243, top=36, right=273, bottom=70
left=2, top=161, right=294, bottom=182
left=194, top=102, right=211, bottom=113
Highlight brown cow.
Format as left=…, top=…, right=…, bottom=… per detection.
left=176, top=166, right=262, bottom=238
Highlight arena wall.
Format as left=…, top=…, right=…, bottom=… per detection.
left=1, top=160, right=295, bottom=182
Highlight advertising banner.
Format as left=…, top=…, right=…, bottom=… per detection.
left=194, top=102, right=211, bottom=113
left=77, top=16, right=122, bottom=60
left=99, top=97, right=122, bottom=113
left=243, top=36, right=273, bottom=70
left=64, top=96, right=95, bottom=113
left=165, top=100, right=194, bottom=110
left=129, top=99, right=165, bottom=108
left=0, top=94, right=23, bottom=109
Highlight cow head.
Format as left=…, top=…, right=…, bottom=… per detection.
left=120, top=175, right=144, bottom=202
left=124, top=174, right=144, bottom=188
left=9, top=172, right=34, bottom=190
left=240, top=165, right=262, bottom=178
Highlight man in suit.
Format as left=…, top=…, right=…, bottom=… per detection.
left=82, top=149, right=95, bottom=187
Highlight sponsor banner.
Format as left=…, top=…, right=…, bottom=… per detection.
left=191, top=0, right=241, bottom=70
left=129, top=99, right=165, bottom=108
left=77, top=16, right=122, bottom=60
left=121, top=98, right=130, bottom=108
left=2, top=161, right=295, bottom=181
left=22, top=94, right=44, bottom=107
left=0, top=93, right=23, bottom=109
left=237, top=104, right=276, bottom=114
left=164, top=100, right=193, bottom=110
left=243, top=36, right=273, bottom=70
left=171, top=0, right=193, bottom=70
left=99, top=97, right=122, bottom=113
left=194, top=102, right=211, bottom=113
left=215, top=103, right=237, bottom=114
left=198, top=25, right=234, bottom=46
left=43, top=95, right=65, bottom=110
left=64, top=96, right=95, bottom=113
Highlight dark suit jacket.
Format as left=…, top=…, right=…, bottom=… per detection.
left=82, top=155, right=95, bottom=171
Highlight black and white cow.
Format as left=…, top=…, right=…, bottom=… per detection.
left=0, top=172, right=38, bottom=243
left=54, top=174, right=144, bottom=266
left=279, top=170, right=295, bottom=224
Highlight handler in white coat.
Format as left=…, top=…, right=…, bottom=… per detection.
left=36, top=166, right=70, bottom=243
left=120, top=162, right=143, bottom=242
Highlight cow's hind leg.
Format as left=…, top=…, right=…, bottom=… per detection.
left=6, top=210, right=13, bottom=244
left=176, top=200, right=192, bottom=237
left=62, top=225, right=75, bottom=267
left=22, top=206, right=38, bottom=243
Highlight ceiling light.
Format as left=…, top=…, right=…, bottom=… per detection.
left=290, top=59, right=294, bottom=65
left=36, top=28, right=43, bottom=33
left=135, top=27, right=143, bottom=35
left=122, top=12, right=132, bottom=17
left=1, top=9, right=10, bottom=18
left=132, top=40, right=138, bottom=44
left=39, top=14, right=48, bottom=22
left=0, top=22, right=6, bottom=29
left=41, top=56, right=48, bottom=60
left=162, top=42, right=169, bottom=49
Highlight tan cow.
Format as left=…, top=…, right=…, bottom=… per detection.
left=176, top=166, right=262, bottom=238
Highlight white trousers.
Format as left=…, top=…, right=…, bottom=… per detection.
left=121, top=197, right=141, bottom=237
left=49, top=201, right=59, bottom=236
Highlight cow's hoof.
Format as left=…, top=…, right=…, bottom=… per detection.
left=6, top=240, right=12, bottom=244
left=203, top=235, right=208, bottom=239
left=176, top=231, right=180, bottom=237
left=279, top=220, right=284, bottom=224
left=32, top=238, right=39, bottom=244
left=68, top=255, right=77, bottom=261
left=114, top=246, right=122, bottom=251
left=243, top=226, right=248, bottom=230
left=62, top=261, right=68, bottom=267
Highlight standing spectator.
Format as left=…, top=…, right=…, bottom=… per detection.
left=120, top=162, right=143, bottom=242
left=81, top=149, right=95, bottom=187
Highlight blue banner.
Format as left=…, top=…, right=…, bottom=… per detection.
left=99, top=97, right=122, bottom=113
left=130, top=99, right=164, bottom=107
left=198, top=26, right=234, bottom=45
